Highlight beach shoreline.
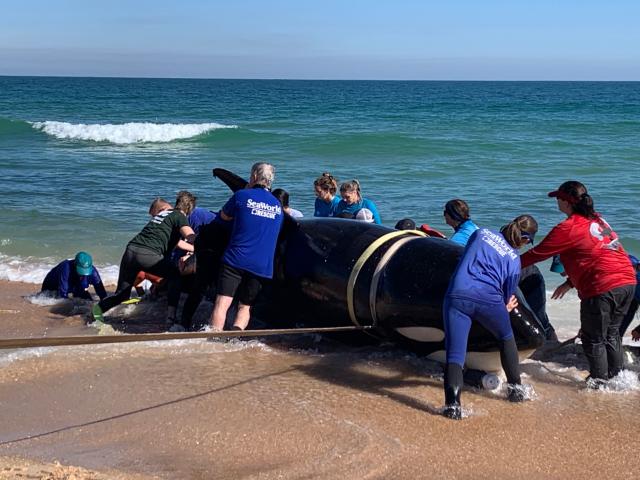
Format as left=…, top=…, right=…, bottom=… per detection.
left=1, top=279, right=638, bottom=479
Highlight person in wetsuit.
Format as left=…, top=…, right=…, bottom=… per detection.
left=41, top=251, right=107, bottom=300
left=333, top=179, right=382, bottom=224
left=442, top=216, right=535, bottom=419
left=313, top=172, right=341, bottom=217
left=443, top=199, right=479, bottom=247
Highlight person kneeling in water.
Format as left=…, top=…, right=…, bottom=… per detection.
left=41, top=251, right=107, bottom=301
left=442, top=217, right=534, bottom=419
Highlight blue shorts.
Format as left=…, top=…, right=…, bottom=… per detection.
left=444, top=296, right=514, bottom=367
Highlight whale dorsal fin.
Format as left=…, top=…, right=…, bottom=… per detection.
left=212, top=168, right=248, bottom=192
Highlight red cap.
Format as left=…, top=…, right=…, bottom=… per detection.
left=548, top=189, right=578, bottom=204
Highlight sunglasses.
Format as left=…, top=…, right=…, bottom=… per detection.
left=520, top=231, right=535, bottom=244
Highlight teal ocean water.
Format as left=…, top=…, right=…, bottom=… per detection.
left=1, top=77, right=638, bottom=299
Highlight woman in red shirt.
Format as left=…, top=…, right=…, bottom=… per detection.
left=521, top=181, right=636, bottom=386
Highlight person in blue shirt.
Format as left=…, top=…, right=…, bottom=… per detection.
left=444, top=199, right=479, bottom=246
left=179, top=210, right=233, bottom=331
left=313, top=172, right=341, bottom=217
left=333, top=180, right=382, bottom=225
left=41, top=251, right=107, bottom=300
left=442, top=216, right=536, bottom=420
left=209, top=162, right=284, bottom=331
left=171, top=205, right=217, bottom=272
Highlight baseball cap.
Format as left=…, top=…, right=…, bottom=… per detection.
left=74, top=251, right=93, bottom=276
left=355, top=208, right=374, bottom=223
left=395, top=218, right=416, bottom=230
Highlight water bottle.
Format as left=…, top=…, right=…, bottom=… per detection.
left=463, top=369, right=501, bottom=390
left=481, top=373, right=501, bottom=390
left=550, top=255, right=565, bottom=274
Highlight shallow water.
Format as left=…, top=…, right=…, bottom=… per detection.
left=1, top=333, right=639, bottom=479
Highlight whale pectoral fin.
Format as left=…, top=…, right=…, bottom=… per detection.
left=213, top=168, right=248, bottom=192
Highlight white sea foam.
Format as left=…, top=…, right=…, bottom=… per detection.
left=0, top=347, right=55, bottom=367
left=0, top=253, right=120, bottom=285
left=31, top=120, right=237, bottom=144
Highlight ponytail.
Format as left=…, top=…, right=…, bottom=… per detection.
left=573, top=191, right=597, bottom=220
left=501, top=214, right=538, bottom=249
left=554, top=181, right=597, bottom=219
left=340, top=179, right=362, bottom=200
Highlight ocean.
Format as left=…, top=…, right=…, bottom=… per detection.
left=1, top=77, right=639, bottom=336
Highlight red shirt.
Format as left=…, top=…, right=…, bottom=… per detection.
left=521, top=213, right=636, bottom=299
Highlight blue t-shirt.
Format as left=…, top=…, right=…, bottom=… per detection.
left=172, top=207, right=217, bottom=263
left=450, top=219, right=479, bottom=247
left=222, top=187, right=284, bottom=278
left=188, top=207, right=216, bottom=235
left=447, top=228, right=521, bottom=305
left=42, top=259, right=106, bottom=299
left=314, top=196, right=341, bottom=217
left=333, top=198, right=382, bottom=224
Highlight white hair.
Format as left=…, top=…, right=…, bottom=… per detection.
left=250, top=162, right=275, bottom=189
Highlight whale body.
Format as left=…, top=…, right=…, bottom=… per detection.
left=212, top=168, right=546, bottom=372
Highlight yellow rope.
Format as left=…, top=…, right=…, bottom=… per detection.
left=346, top=230, right=426, bottom=327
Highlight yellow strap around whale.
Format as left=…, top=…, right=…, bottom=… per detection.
left=347, top=229, right=426, bottom=327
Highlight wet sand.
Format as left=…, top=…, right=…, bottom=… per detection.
left=1, top=280, right=638, bottom=479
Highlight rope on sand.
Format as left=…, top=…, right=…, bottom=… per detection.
left=0, top=325, right=373, bottom=350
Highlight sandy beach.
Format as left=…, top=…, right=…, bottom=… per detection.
left=1, top=280, right=638, bottom=479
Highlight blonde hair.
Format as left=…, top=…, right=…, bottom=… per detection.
left=340, top=179, right=362, bottom=200
left=149, top=197, right=172, bottom=216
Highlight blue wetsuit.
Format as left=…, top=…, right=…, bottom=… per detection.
left=41, top=259, right=107, bottom=300
left=444, top=228, right=521, bottom=367
left=334, top=198, right=382, bottom=224
left=450, top=219, right=479, bottom=247
left=314, top=196, right=341, bottom=217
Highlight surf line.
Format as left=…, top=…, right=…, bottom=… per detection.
left=346, top=229, right=427, bottom=329
left=0, top=325, right=373, bottom=350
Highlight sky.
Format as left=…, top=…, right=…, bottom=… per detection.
left=1, top=0, right=639, bottom=80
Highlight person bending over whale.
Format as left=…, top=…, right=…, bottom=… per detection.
left=41, top=251, right=107, bottom=301
left=209, top=162, right=284, bottom=331
left=443, top=217, right=533, bottom=419
left=92, top=191, right=196, bottom=328
left=510, top=215, right=558, bottom=342
left=333, top=180, right=381, bottom=225
left=443, top=199, right=479, bottom=246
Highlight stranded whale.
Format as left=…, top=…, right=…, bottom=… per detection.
left=212, top=168, right=546, bottom=372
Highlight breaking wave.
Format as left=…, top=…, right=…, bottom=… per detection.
left=31, top=120, right=237, bottom=144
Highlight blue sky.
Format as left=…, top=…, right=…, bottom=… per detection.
left=1, top=0, right=639, bottom=80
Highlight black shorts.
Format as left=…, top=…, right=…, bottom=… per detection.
left=217, top=263, right=264, bottom=306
